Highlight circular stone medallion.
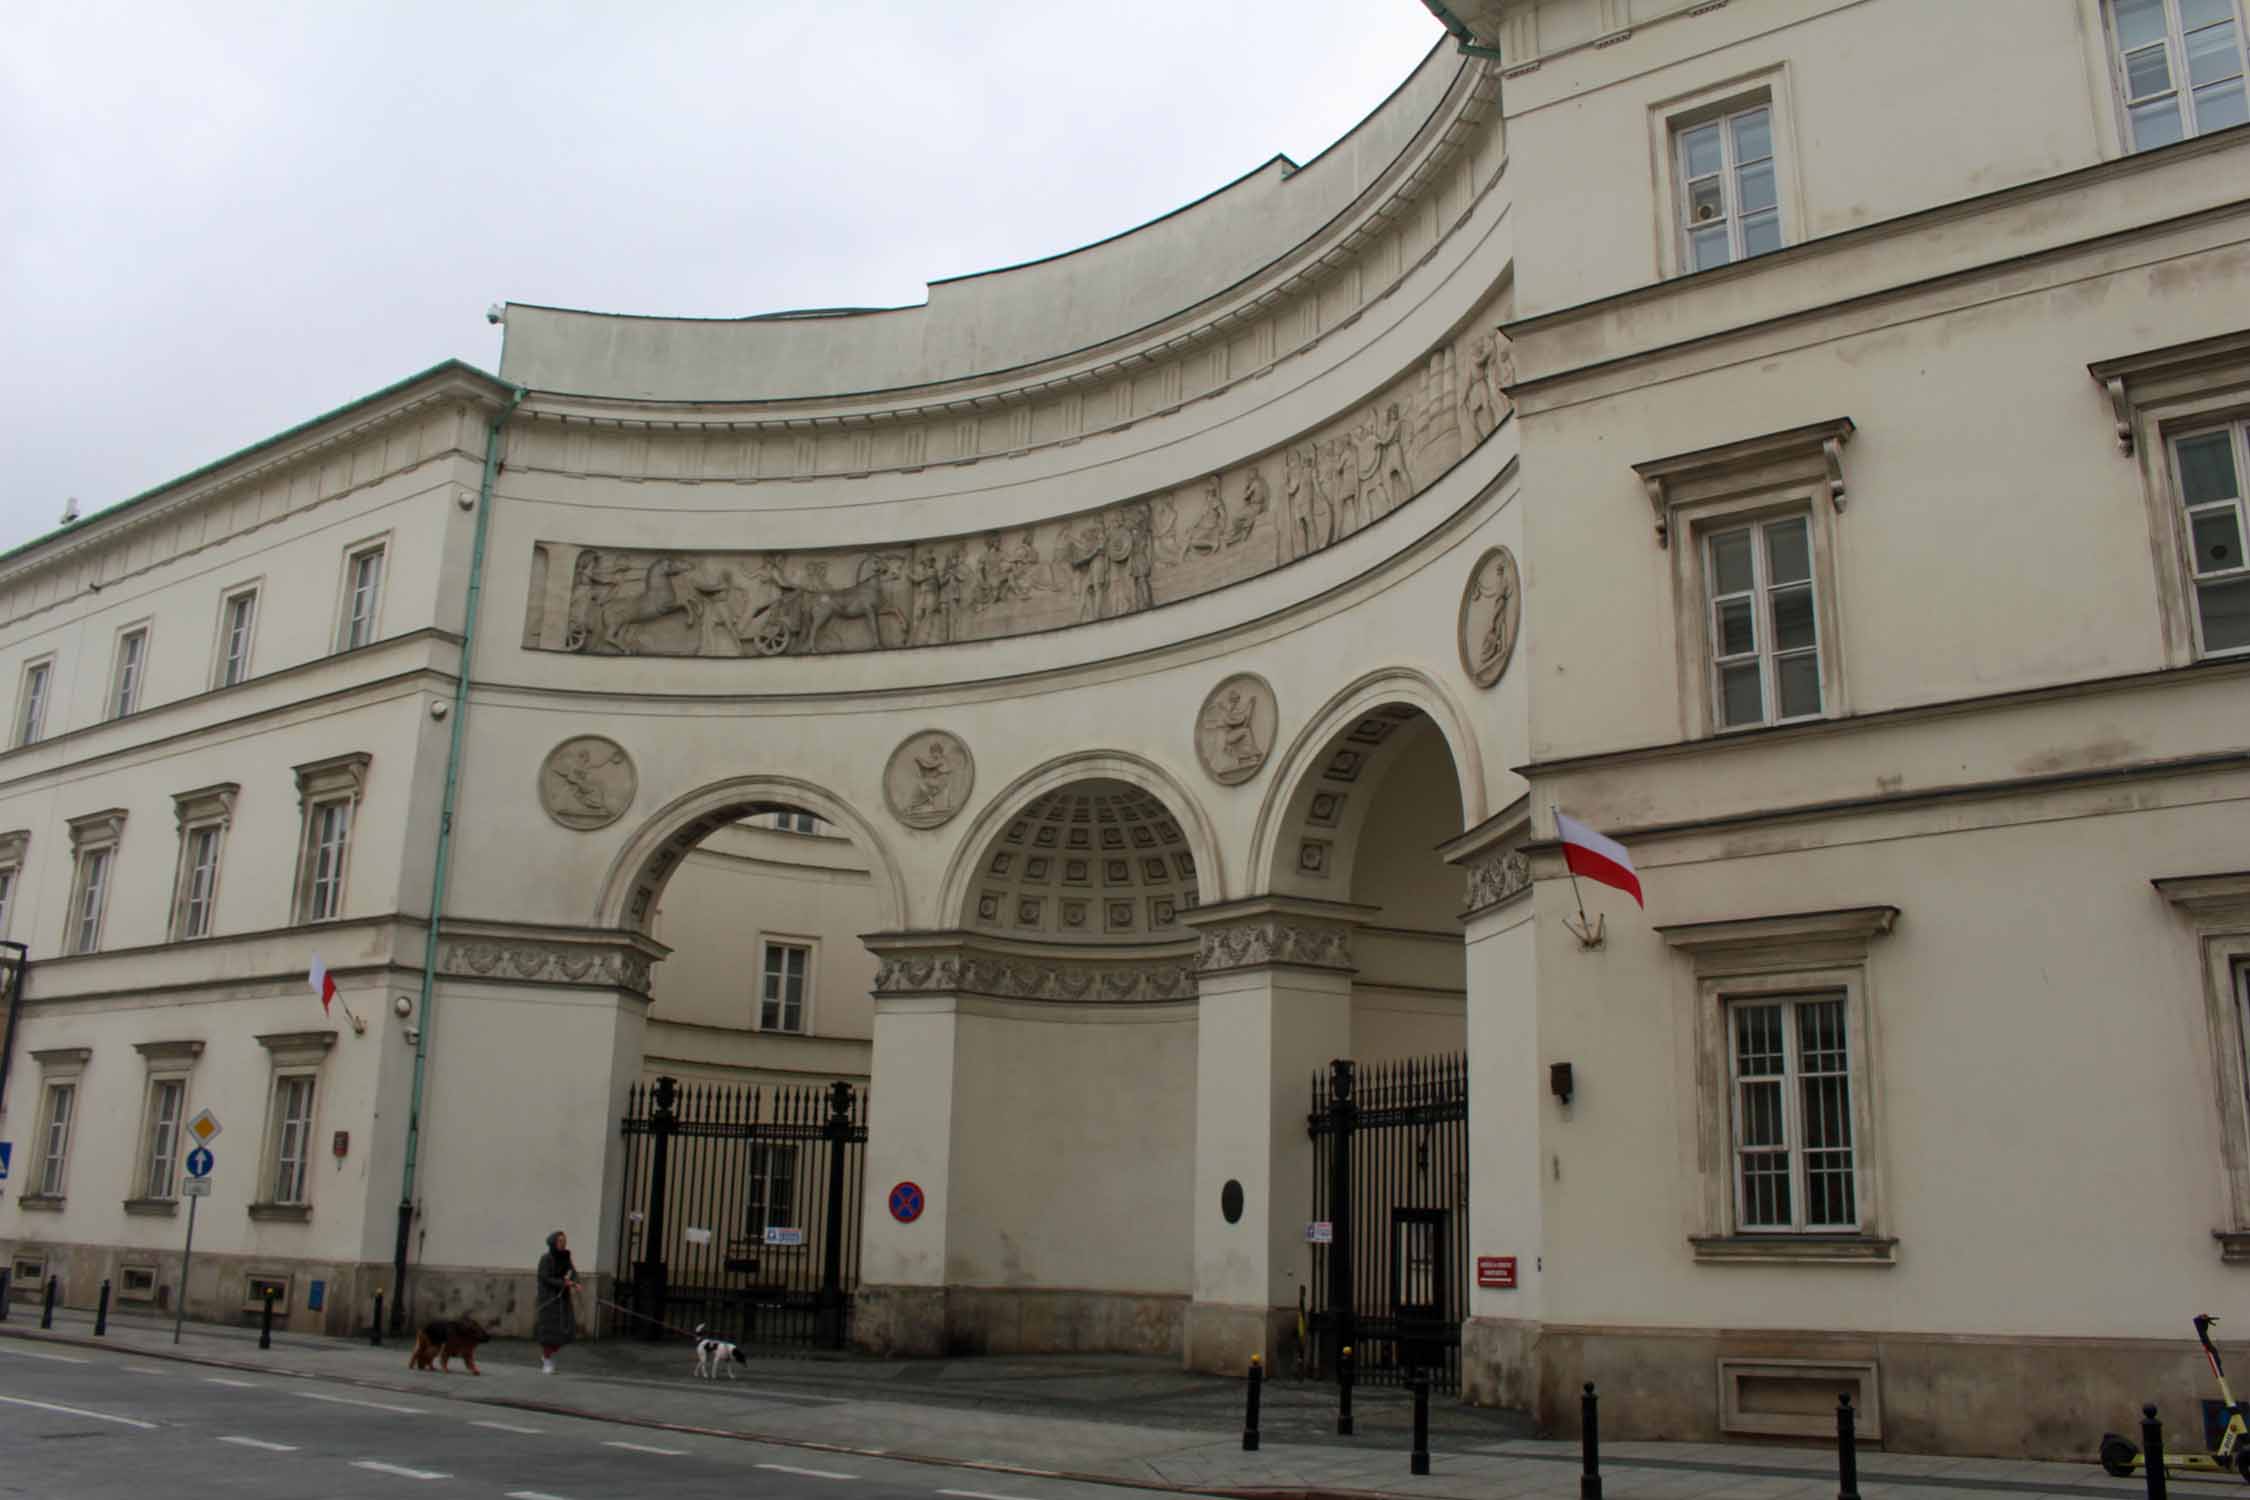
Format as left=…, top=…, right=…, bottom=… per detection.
left=539, top=736, right=637, bottom=830
left=1459, top=545, right=1521, bottom=690
left=1195, top=673, right=1278, bottom=786
left=885, top=729, right=974, bottom=829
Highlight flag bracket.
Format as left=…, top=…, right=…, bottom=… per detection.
left=1563, top=911, right=1606, bottom=950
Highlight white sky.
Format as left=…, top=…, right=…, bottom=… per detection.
left=0, top=2, right=1444, bottom=554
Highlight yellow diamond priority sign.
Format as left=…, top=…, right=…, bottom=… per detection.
left=187, top=1108, right=222, bottom=1146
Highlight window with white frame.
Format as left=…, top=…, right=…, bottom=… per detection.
left=217, top=588, right=258, bottom=688
left=270, top=1075, right=316, bottom=1205
left=110, top=627, right=148, bottom=719
left=1706, top=515, right=1824, bottom=728
left=39, top=1081, right=75, bottom=1197
left=2167, top=422, right=2250, bottom=655
left=142, top=1077, right=185, bottom=1201
left=760, top=941, right=810, bottom=1033
left=2153, top=873, right=2250, bottom=1260
left=169, top=784, right=236, bottom=941
left=2109, top=0, right=2249, bottom=151
left=64, top=809, right=126, bottom=956
left=15, top=659, right=51, bottom=746
left=0, top=830, right=26, bottom=941
left=252, top=1030, right=333, bottom=1216
left=1675, top=103, right=1782, bottom=272
left=291, top=753, right=368, bottom=924
left=759, top=810, right=824, bottom=834
left=1729, top=993, right=1857, bottom=1232
left=25, top=1047, right=89, bottom=1201
left=339, top=543, right=385, bottom=651
left=746, top=1143, right=798, bottom=1237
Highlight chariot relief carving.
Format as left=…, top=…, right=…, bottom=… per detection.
left=883, top=729, right=974, bottom=830
left=538, top=735, right=638, bottom=830
left=1458, top=545, right=1520, bottom=690
left=1194, top=673, right=1278, bottom=787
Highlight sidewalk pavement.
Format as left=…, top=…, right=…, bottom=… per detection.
left=0, top=1308, right=2156, bottom=1500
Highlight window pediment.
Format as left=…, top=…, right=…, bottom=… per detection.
left=65, top=808, right=128, bottom=849
left=293, top=752, right=370, bottom=805
left=2156, top=870, right=2250, bottom=927
left=1658, top=904, right=1898, bottom=977
left=2089, top=330, right=2250, bottom=455
left=256, top=1030, right=337, bottom=1068
left=1632, top=417, right=1854, bottom=547
left=133, top=1039, right=206, bottom=1063
left=0, top=829, right=27, bottom=866
left=172, top=783, right=240, bottom=830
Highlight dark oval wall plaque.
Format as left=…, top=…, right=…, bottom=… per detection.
left=1221, top=1179, right=1245, bottom=1224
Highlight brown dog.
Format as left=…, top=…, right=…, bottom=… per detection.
left=407, top=1317, right=490, bottom=1375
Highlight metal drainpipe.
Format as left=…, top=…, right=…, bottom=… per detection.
left=391, top=384, right=525, bottom=1328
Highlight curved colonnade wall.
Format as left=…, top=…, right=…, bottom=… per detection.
left=445, top=41, right=1527, bottom=1360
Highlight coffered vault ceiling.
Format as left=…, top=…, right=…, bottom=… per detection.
left=970, top=779, right=1199, bottom=943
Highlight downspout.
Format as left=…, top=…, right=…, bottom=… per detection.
left=1417, top=0, right=1507, bottom=60
left=392, top=384, right=525, bottom=1327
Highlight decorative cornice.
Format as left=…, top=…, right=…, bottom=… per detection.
left=439, top=931, right=664, bottom=996
left=172, top=782, right=240, bottom=830
left=1657, top=905, right=1899, bottom=977
left=133, top=1039, right=206, bottom=1062
left=0, top=828, right=27, bottom=867
left=1180, top=894, right=1376, bottom=974
left=65, top=808, right=128, bottom=849
left=30, top=1046, right=91, bottom=1067
left=1462, top=849, right=1533, bottom=915
left=293, top=752, right=371, bottom=804
left=1441, top=795, right=1532, bottom=916
left=2089, top=328, right=2250, bottom=455
left=863, top=930, right=1199, bottom=1004
left=2156, top=870, right=2250, bottom=927
left=1632, top=418, right=1854, bottom=547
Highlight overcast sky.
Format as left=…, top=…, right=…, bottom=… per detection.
left=1, top=2, right=1443, bottom=555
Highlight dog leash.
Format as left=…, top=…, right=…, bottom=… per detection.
left=592, top=1294, right=710, bottom=1344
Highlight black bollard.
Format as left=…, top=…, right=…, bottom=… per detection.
left=95, top=1279, right=110, bottom=1337
left=1837, top=1393, right=1861, bottom=1500
left=1582, top=1382, right=1603, bottom=1500
left=41, top=1275, right=57, bottom=1330
left=259, top=1288, right=276, bottom=1350
left=1243, top=1354, right=1263, bottom=1452
left=2143, top=1404, right=2168, bottom=1500
left=1411, top=1372, right=1432, bottom=1476
left=370, top=1290, right=383, bottom=1347
left=0, top=1268, right=11, bottom=1321
left=1338, top=1343, right=1356, bottom=1436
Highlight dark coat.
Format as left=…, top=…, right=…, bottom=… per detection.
left=534, top=1250, right=578, bottom=1346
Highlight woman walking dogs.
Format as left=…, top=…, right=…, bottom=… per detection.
left=535, top=1230, right=581, bottom=1374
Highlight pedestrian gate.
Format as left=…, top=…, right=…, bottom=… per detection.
left=1307, top=1054, right=1471, bottom=1393
left=611, top=1075, right=868, bottom=1348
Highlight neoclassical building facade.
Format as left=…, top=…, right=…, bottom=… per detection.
left=4, top=0, right=2249, bottom=1457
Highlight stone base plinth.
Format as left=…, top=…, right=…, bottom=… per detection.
left=852, top=1284, right=1185, bottom=1358
left=1182, top=1300, right=1297, bottom=1375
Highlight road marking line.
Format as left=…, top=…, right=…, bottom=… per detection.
left=473, top=1419, right=546, bottom=1434
left=507, top=1493, right=573, bottom=1500
left=0, top=1346, right=88, bottom=1364
left=759, top=1462, right=859, bottom=1479
left=604, top=1440, right=688, bottom=1455
left=939, top=1490, right=1040, bottom=1500
left=0, top=1394, right=157, bottom=1430
left=205, top=1377, right=259, bottom=1388
left=293, top=1390, right=426, bottom=1414
left=123, top=1366, right=166, bottom=1375
left=218, top=1436, right=299, bottom=1452
left=351, top=1460, right=451, bottom=1480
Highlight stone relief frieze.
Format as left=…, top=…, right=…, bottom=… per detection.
left=519, top=317, right=1514, bottom=660
left=1194, top=673, right=1278, bottom=787
left=872, top=952, right=1197, bottom=1005
left=539, top=735, right=637, bottom=830
left=441, top=939, right=653, bottom=996
left=883, top=729, right=974, bottom=830
left=1194, top=918, right=1355, bottom=974
left=1464, top=849, right=1532, bottom=913
left=1458, top=545, right=1520, bottom=690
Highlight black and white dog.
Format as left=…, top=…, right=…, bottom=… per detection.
left=692, top=1324, right=748, bottom=1379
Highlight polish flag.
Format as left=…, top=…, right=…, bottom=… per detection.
left=1555, top=812, right=1643, bottom=908
left=309, top=958, right=336, bottom=1014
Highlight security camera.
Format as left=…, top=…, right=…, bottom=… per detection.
left=401, top=1025, right=421, bottom=1046
left=485, top=303, right=505, bottom=326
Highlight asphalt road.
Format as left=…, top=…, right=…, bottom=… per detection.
left=0, top=1339, right=1178, bottom=1500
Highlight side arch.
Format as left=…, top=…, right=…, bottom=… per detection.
left=595, top=774, right=910, bottom=935
left=1247, top=666, right=1488, bottom=897
left=934, top=749, right=1227, bottom=929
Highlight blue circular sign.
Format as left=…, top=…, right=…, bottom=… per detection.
left=185, top=1146, right=214, bottom=1178
left=888, top=1181, right=925, bottom=1223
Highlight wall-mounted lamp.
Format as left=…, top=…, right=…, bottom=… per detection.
left=1549, top=1061, right=1575, bottom=1107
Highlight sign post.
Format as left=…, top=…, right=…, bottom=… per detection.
left=175, top=1112, right=221, bottom=1345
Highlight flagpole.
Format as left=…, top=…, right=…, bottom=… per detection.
left=1553, top=803, right=1603, bottom=948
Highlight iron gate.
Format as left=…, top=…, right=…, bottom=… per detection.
left=611, top=1075, right=868, bottom=1349
left=1307, top=1054, right=1470, bottom=1392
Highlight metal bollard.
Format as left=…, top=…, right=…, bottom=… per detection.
left=95, top=1279, right=111, bottom=1337
left=1243, top=1354, right=1263, bottom=1452
left=1338, top=1343, right=1356, bottom=1436
left=41, top=1275, right=57, bottom=1330
left=2143, top=1404, right=2168, bottom=1500
left=0, top=1268, right=11, bottom=1321
left=1837, top=1393, right=1861, bottom=1500
left=259, top=1288, right=276, bottom=1350
left=1411, top=1372, right=1432, bottom=1476
left=1582, top=1382, right=1603, bottom=1500
left=370, top=1290, right=384, bottom=1347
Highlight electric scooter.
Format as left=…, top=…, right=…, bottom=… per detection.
left=2101, top=1315, right=2250, bottom=1481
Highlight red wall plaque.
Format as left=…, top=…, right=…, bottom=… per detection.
left=1476, top=1254, right=1518, bottom=1289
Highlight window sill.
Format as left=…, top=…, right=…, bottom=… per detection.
left=247, top=1202, right=311, bottom=1223
left=2212, top=1230, right=2250, bottom=1264
left=122, top=1198, right=178, bottom=1218
left=15, top=1194, right=64, bottom=1213
left=1690, top=1234, right=1896, bottom=1265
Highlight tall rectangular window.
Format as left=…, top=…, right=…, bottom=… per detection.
left=16, top=661, right=49, bottom=746
left=760, top=942, right=810, bottom=1032
left=1676, top=104, right=1781, bottom=272
left=746, top=1143, right=798, bottom=1236
left=2111, top=0, right=2249, bottom=150
left=181, top=826, right=220, bottom=938
left=72, top=847, right=111, bottom=954
left=307, top=801, right=350, bottom=921
left=144, top=1079, right=184, bottom=1200
left=39, top=1082, right=75, bottom=1197
left=341, top=546, right=385, bottom=650
left=111, top=628, right=147, bottom=718
left=2170, top=423, right=2250, bottom=655
left=0, top=865, right=15, bottom=941
left=219, top=590, right=257, bottom=687
left=1729, top=994, right=1857, bottom=1233
left=270, top=1076, right=316, bottom=1205
left=1706, top=515, right=1822, bottom=728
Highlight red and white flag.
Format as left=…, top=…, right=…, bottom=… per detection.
left=1555, top=812, right=1643, bottom=908
left=309, top=958, right=336, bottom=1014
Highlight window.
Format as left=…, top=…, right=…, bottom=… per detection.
left=2167, top=423, right=2250, bottom=654
left=63, top=809, right=126, bottom=956
left=760, top=941, right=810, bottom=1032
left=292, top=753, right=369, bottom=924
left=1659, top=905, right=1897, bottom=1263
left=270, top=1076, right=316, bottom=1205
left=1675, top=104, right=1782, bottom=271
left=217, top=588, right=258, bottom=688
left=182, top=828, right=219, bottom=936
left=39, top=1083, right=75, bottom=1197
left=1706, top=516, right=1823, bottom=728
left=110, top=627, right=148, bottom=718
left=746, top=1143, right=797, bottom=1237
left=16, top=659, right=50, bottom=746
left=170, top=784, right=236, bottom=941
left=340, top=544, right=385, bottom=651
left=760, top=810, right=823, bottom=834
left=252, top=1029, right=333, bottom=1219
left=142, top=1079, right=184, bottom=1200
left=2109, top=0, right=2249, bottom=151
left=0, top=830, right=25, bottom=941
left=128, top=1040, right=203, bottom=1210
left=2153, top=872, right=2250, bottom=1259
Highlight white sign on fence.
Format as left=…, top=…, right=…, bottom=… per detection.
left=1306, top=1220, right=1333, bottom=1244
left=763, top=1227, right=805, bottom=1247
left=682, top=1226, right=713, bottom=1246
